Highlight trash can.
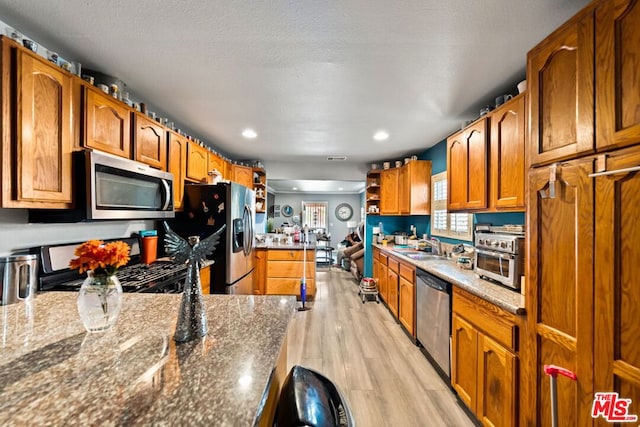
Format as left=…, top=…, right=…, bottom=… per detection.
left=275, top=365, right=355, bottom=427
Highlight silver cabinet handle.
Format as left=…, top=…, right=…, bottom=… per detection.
left=588, top=165, right=640, bottom=178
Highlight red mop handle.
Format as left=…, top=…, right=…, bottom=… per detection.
left=544, top=365, right=577, bottom=380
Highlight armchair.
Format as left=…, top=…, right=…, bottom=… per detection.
left=343, top=241, right=364, bottom=281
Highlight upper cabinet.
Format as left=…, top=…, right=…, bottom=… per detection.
left=490, top=94, right=526, bottom=210
left=232, top=164, right=254, bottom=188
left=254, top=168, right=266, bottom=213
left=527, top=6, right=595, bottom=166
left=167, top=132, right=188, bottom=210
left=208, top=151, right=228, bottom=180
left=82, top=85, right=131, bottom=158
left=0, top=37, right=74, bottom=208
left=447, top=118, right=489, bottom=211
left=132, top=112, right=167, bottom=170
left=380, top=168, right=399, bottom=215
left=595, top=0, right=640, bottom=151
left=399, top=160, right=432, bottom=215
left=186, top=141, right=209, bottom=183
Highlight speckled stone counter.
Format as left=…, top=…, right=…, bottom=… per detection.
left=0, top=293, right=296, bottom=426
left=373, top=243, right=525, bottom=315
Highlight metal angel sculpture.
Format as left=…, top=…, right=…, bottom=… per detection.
left=163, top=221, right=226, bottom=343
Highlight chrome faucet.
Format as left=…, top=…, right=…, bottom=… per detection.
left=424, top=237, right=442, bottom=255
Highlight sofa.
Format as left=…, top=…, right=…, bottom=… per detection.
left=343, top=241, right=364, bottom=281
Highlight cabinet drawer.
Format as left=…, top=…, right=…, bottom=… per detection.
left=379, top=252, right=388, bottom=266
left=388, top=257, right=399, bottom=273
left=268, top=250, right=313, bottom=261
left=266, top=278, right=315, bottom=296
left=453, top=287, right=517, bottom=351
left=267, top=261, right=315, bottom=278
left=399, top=262, right=415, bottom=281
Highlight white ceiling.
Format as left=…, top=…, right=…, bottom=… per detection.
left=0, top=0, right=591, bottom=192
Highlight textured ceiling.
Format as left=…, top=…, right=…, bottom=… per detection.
left=0, top=0, right=591, bottom=190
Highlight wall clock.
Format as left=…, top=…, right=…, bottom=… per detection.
left=335, top=203, right=353, bottom=221
left=281, top=204, right=294, bottom=217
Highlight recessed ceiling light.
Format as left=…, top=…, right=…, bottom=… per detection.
left=242, top=128, right=257, bottom=139
left=338, top=187, right=344, bottom=191
left=292, top=187, right=298, bottom=191
left=373, top=130, right=389, bottom=141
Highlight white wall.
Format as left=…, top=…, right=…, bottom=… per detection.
left=273, top=193, right=363, bottom=244
left=0, top=209, right=154, bottom=256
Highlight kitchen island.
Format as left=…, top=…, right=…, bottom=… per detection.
left=0, top=293, right=296, bottom=426
left=254, top=243, right=316, bottom=298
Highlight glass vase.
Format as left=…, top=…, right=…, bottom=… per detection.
left=77, top=271, right=123, bottom=332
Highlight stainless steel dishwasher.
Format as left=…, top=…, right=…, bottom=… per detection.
left=416, top=268, right=452, bottom=379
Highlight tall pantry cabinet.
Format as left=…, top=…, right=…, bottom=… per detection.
left=522, top=0, right=640, bottom=425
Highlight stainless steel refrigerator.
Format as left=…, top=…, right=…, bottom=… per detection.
left=167, top=182, right=255, bottom=294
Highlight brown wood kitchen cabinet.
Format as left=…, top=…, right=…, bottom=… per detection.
left=527, top=5, right=595, bottom=166
left=452, top=287, right=518, bottom=427
left=82, top=85, right=131, bottom=158
left=133, top=112, right=167, bottom=170
left=398, top=262, right=415, bottom=336
left=386, top=257, right=399, bottom=317
left=490, top=94, right=526, bottom=210
left=595, top=0, right=640, bottom=152
left=380, top=168, right=399, bottom=215
left=186, top=141, right=209, bottom=183
left=447, top=117, right=489, bottom=211
left=254, top=248, right=267, bottom=295
left=366, top=170, right=381, bottom=215
left=208, top=151, right=228, bottom=180
left=1, top=37, right=74, bottom=208
left=523, top=157, right=595, bottom=426
left=265, top=249, right=316, bottom=299
left=593, top=146, right=640, bottom=420
left=375, top=248, right=389, bottom=303
left=232, top=164, right=254, bottom=188
left=253, top=168, right=267, bottom=213
left=167, top=131, right=188, bottom=210
left=399, top=160, right=432, bottom=215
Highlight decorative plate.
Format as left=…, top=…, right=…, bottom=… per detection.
left=335, top=203, right=353, bottom=221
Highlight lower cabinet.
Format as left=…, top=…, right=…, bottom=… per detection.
left=264, top=249, right=316, bottom=299
left=387, top=258, right=399, bottom=317
left=376, top=250, right=389, bottom=303
left=451, top=287, right=519, bottom=427
left=398, top=263, right=415, bottom=336
left=199, top=264, right=211, bottom=294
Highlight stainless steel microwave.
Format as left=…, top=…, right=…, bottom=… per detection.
left=29, top=150, right=175, bottom=222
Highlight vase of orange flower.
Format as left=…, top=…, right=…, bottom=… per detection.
left=70, top=240, right=130, bottom=332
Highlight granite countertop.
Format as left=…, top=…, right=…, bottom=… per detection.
left=0, top=293, right=296, bottom=426
left=373, top=243, right=525, bottom=315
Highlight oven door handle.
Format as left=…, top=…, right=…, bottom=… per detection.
left=476, top=249, right=515, bottom=260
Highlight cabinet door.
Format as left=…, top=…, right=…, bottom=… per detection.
left=168, top=133, right=187, bottom=210
left=466, top=119, right=489, bottom=209
left=490, top=95, right=525, bottom=210
left=380, top=168, right=399, bottom=214
left=596, top=0, right=640, bottom=151
left=186, top=141, right=208, bottom=182
left=208, top=152, right=227, bottom=177
left=401, top=161, right=432, bottom=215
left=254, top=249, right=267, bottom=295
left=398, top=164, right=408, bottom=214
left=10, top=50, right=73, bottom=206
left=83, top=86, right=131, bottom=158
left=594, top=147, right=640, bottom=420
left=199, top=265, right=211, bottom=295
left=477, top=334, right=517, bottom=427
left=387, top=268, right=398, bottom=317
left=378, top=261, right=388, bottom=303
left=523, top=159, right=594, bottom=427
left=447, top=130, right=468, bottom=211
left=398, top=275, right=414, bottom=336
left=451, top=313, right=478, bottom=413
left=133, top=113, right=167, bottom=170
left=527, top=7, right=595, bottom=166
left=232, top=164, right=254, bottom=188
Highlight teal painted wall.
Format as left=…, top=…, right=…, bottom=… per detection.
left=363, top=138, right=525, bottom=277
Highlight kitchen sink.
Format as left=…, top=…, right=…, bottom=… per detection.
left=392, top=248, right=444, bottom=261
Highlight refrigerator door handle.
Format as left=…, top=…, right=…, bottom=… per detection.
left=243, top=204, right=252, bottom=256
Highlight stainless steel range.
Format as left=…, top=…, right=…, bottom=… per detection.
left=35, top=237, right=187, bottom=294
left=475, top=228, right=525, bottom=290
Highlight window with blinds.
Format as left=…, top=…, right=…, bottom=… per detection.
left=430, top=172, right=473, bottom=241
left=302, top=201, right=328, bottom=230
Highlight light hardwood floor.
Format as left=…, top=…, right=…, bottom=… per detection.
left=286, top=267, right=476, bottom=427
